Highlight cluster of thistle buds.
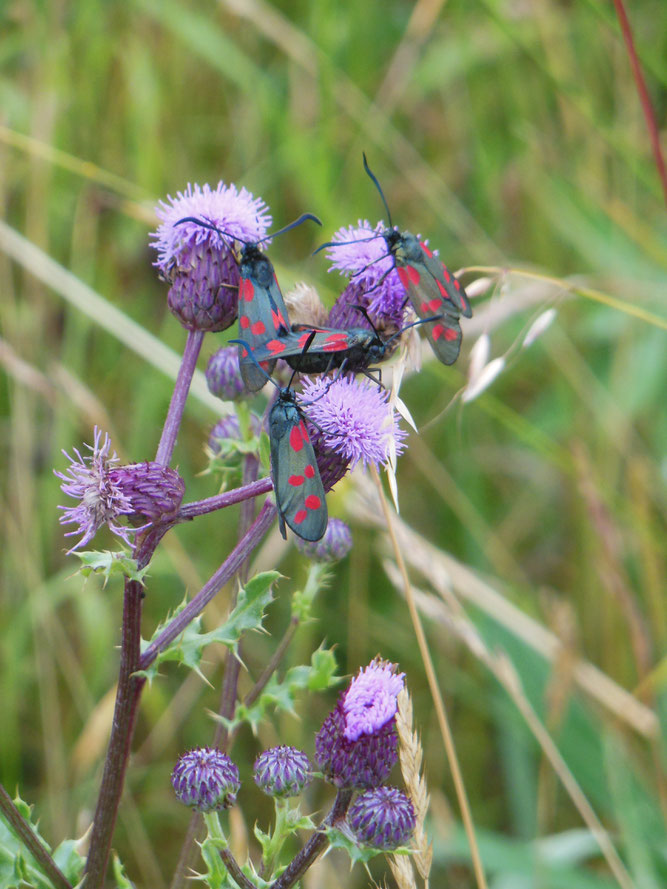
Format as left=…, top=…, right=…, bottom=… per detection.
left=172, top=658, right=416, bottom=887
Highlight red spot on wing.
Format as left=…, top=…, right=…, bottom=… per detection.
left=298, top=420, right=310, bottom=444
left=288, top=474, right=305, bottom=487
left=441, top=266, right=451, bottom=282
left=324, top=332, right=350, bottom=352
left=304, top=464, right=315, bottom=478
left=432, top=323, right=459, bottom=342
left=293, top=509, right=307, bottom=524
left=289, top=425, right=304, bottom=451
left=436, top=280, right=452, bottom=300
left=251, top=320, right=266, bottom=335
left=298, top=333, right=310, bottom=348
left=420, top=298, right=442, bottom=314
left=239, top=315, right=250, bottom=329
left=272, top=309, right=287, bottom=329
left=240, top=279, right=255, bottom=301
left=305, top=494, right=321, bottom=510
left=420, top=242, right=433, bottom=257
left=397, top=265, right=421, bottom=287
left=454, top=278, right=461, bottom=291
left=266, top=339, right=286, bottom=354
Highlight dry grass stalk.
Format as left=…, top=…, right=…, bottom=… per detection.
left=391, top=687, right=432, bottom=889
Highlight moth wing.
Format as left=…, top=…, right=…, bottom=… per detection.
left=269, top=399, right=327, bottom=541
left=237, top=268, right=291, bottom=391
left=396, top=260, right=463, bottom=365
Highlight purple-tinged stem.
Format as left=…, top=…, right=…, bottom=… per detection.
left=155, top=329, right=205, bottom=466
left=219, top=848, right=258, bottom=889
left=170, top=459, right=263, bottom=889
left=612, top=0, right=667, bottom=205
left=178, top=477, right=273, bottom=520
left=84, top=577, right=145, bottom=889
left=140, top=500, right=276, bottom=670
left=270, top=789, right=354, bottom=889
left=0, top=784, right=72, bottom=889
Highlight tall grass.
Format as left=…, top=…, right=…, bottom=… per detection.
left=1, top=1, right=665, bottom=887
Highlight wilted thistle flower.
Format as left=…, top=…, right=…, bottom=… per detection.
left=253, top=746, right=311, bottom=798
left=295, top=517, right=352, bottom=562
left=284, top=282, right=329, bottom=328
left=151, top=182, right=271, bottom=332
left=206, top=345, right=250, bottom=401
left=299, top=375, right=407, bottom=491
left=348, top=786, right=416, bottom=850
left=326, top=221, right=406, bottom=336
left=56, top=428, right=184, bottom=551
left=171, top=747, right=240, bottom=812
left=315, top=658, right=404, bottom=789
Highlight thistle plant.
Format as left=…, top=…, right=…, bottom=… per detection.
left=0, top=176, right=428, bottom=889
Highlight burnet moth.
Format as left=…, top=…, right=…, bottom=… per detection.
left=318, top=155, right=472, bottom=366
left=231, top=334, right=330, bottom=542
left=176, top=214, right=321, bottom=391
left=246, top=308, right=442, bottom=380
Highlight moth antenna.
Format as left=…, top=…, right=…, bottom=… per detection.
left=175, top=216, right=247, bottom=248
left=351, top=304, right=381, bottom=339
left=362, top=152, right=393, bottom=229
left=256, top=213, right=322, bottom=245
left=312, top=233, right=383, bottom=255
left=383, top=314, right=444, bottom=347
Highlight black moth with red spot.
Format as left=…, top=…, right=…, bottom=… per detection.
left=384, top=229, right=472, bottom=365
left=269, top=385, right=327, bottom=541
left=242, top=325, right=384, bottom=376
left=361, top=153, right=473, bottom=366
left=237, top=243, right=292, bottom=392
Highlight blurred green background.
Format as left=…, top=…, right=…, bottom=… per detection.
left=1, top=1, right=665, bottom=887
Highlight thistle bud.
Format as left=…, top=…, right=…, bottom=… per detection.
left=171, top=747, right=240, bottom=812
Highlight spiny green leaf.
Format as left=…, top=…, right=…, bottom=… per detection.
left=137, top=573, right=279, bottom=682
left=72, top=550, right=149, bottom=586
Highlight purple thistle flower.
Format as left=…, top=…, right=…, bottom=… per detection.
left=56, top=428, right=184, bottom=552
left=150, top=182, right=271, bottom=332
left=315, top=658, right=404, bottom=789
left=348, top=786, right=416, bottom=850
left=152, top=182, right=272, bottom=272
left=342, top=659, right=405, bottom=742
left=325, top=221, right=406, bottom=335
left=171, top=747, right=240, bottom=812
left=253, top=746, right=311, bottom=798
left=206, top=346, right=250, bottom=401
left=295, top=517, right=352, bottom=563
left=299, top=376, right=407, bottom=490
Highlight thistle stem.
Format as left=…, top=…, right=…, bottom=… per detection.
left=270, top=789, right=354, bottom=889
left=178, top=477, right=273, bottom=520
left=140, top=500, right=276, bottom=670
left=83, top=578, right=145, bottom=889
left=155, top=329, right=205, bottom=466
left=0, top=784, right=72, bottom=889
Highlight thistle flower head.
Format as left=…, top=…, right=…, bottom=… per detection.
left=253, top=746, right=311, bottom=798
left=150, top=182, right=271, bottom=332
left=314, top=658, right=403, bottom=789
left=295, top=517, right=352, bottom=563
left=56, top=428, right=182, bottom=552
left=325, top=221, right=406, bottom=335
left=284, top=282, right=329, bottom=328
left=152, top=182, right=271, bottom=272
left=348, top=786, right=416, bottom=850
left=171, top=747, right=240, bottom=812
left=300, top=376, right=407, bottom=490
left=206, top=345, right=250, bottom=401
